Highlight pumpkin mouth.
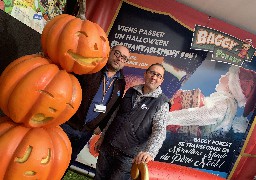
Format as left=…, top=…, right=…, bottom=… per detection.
left=31, top=113, right=53, bottom=124
left=67, top=50, right=104, bottom=65
left=25, top=171, right=36, bottom=176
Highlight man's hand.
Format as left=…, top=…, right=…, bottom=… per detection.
left=133, top=151, right=153, bottom=164
left=94, top=126, right=102, bottom=135
left=94, top=136, right=104, bottom=153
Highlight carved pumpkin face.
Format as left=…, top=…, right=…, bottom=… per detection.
left=0, top=54, right=82, bottom=127
left=41, top=14, right=110, bottom=75
left=0, top=116, right=71, bottom=180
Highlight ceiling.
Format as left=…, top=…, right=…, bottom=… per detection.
left=176, top=0, right=256, bottom=35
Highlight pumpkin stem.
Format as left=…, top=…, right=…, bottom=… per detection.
left=77, top=0, right=86, bottom=20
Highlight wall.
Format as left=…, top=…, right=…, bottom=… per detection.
left=0, top=10, right=41, bottom=73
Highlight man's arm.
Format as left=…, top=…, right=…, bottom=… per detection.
left=98, top=101, right=120, bottom=131
left=133, top=102, right=169, bottom=164
left=167, top=94, right=234, bottom=126
left=145, top=102, right=169, bottom=158
left=94, top=107, right=119, bottom=153
left=100, top=106, right=119, bottom=137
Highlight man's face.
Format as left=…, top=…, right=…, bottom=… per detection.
left=107, top=46, right=130, bottom=72
left=144, top=65, right=164, bottom=92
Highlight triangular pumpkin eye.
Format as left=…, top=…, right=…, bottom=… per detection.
left=94, top=43, right=98, bottom=50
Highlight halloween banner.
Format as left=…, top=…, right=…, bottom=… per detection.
left=108, top=2, right=206, bottom=98
left=191, top=25, right=256, bottom=66
left=2, top=0, right=66, bottom=33
left=73, top=2, right=256, bottom=179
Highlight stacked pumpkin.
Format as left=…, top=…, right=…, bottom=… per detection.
left=0, top=14, right=110, bottom=180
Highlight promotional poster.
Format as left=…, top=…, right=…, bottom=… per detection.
left=0, top=0, right=255, bottom=179
left=74, top=2, right=256, bottom=179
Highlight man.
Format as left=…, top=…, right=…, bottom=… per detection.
left=61, top=45, right=130, bottom=165
left=94, top=63, right=170, bottom=180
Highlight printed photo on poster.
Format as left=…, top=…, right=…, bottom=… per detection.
left=156, top=58, right=256, bottom=178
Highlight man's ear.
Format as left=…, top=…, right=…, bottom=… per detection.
left=159, top=77, right=164, bottom=84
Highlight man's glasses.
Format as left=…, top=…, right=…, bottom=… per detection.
left=147, top=70, right=163, bottom=79
left=113, top=50, right=129, bottom=63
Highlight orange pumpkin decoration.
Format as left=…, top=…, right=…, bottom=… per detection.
left=41, top=14, right=110, bottom=75
left=89, top=134, right=101, bottom=157
left=0, top=54, right=82, bottom=128
left=0, top=116, right=72, bottom=180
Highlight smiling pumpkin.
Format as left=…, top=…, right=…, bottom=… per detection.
left=41, top=14, right=110, bottom=75
left=0, top=116, right=71, bottom=180
left=0, top=54, right=82, bottom=128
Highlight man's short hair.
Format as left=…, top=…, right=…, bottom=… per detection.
left=111, top=45, right=130, bottom=53
left=146, top=63, right=165, bottom=72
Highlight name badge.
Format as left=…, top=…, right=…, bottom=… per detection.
left=94, top=104, right=106, bottom=113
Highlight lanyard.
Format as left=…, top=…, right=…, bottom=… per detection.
left=102, top=76, right=115, bottom=103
